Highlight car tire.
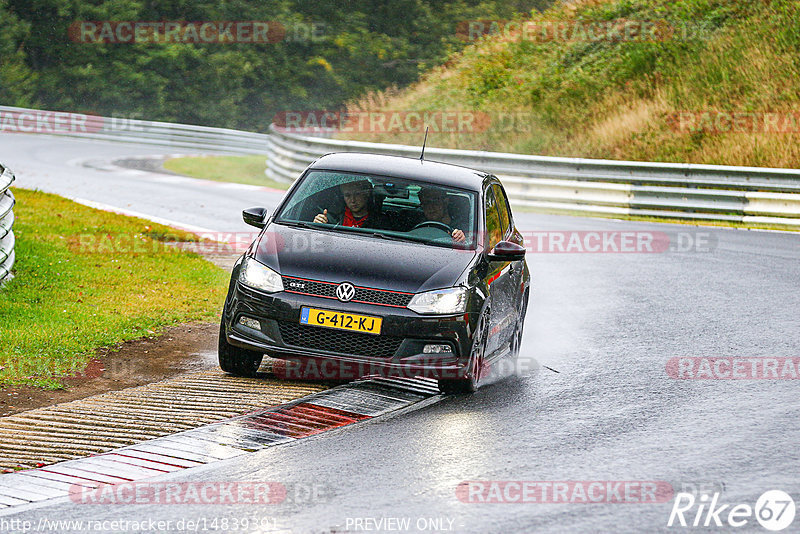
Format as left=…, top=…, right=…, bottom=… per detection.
left=438, top=311, right=488, bottom=394
left=218, top=318, right=264, bottom=377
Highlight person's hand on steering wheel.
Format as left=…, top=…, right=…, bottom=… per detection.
left=413, top=220, right=465, bottom=243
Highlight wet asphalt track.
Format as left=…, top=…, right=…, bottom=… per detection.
left=1, top=133, right=799, bottom=533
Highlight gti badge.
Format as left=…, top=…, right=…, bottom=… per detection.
left=336, top=282, right=356, bottom=302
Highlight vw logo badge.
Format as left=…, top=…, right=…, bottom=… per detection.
left=336, top=282, right=356, bottom=302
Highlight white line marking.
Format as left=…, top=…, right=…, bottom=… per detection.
left=67, top=197, right=218, bottom=235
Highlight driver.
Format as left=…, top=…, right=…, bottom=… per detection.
left=313, top=180, right=383, bottom=228
left=418, top=187, right=466, bottom=242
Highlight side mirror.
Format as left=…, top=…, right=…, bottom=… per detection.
left=487, top=240, right=526, bottom=262
left=242, top=207, right=268, bottom=229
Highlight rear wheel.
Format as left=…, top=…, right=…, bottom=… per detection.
left=218, top=318, right=264, bottom=377
left=438, top=311, right=488, bottom=394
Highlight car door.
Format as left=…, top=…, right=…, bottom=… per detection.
left=483, top=183, right=515, bottom=357
left=492, top=182, right=526, bottom=311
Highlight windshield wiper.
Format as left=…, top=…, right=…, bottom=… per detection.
left=278, top=220, right=359, bottom=237
left=368, top=232, right=419, bottom=243
left=276, top=220, right=315, bottom=230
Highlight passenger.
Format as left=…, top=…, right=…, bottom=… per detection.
left=418, top=187, right=466, bottom=242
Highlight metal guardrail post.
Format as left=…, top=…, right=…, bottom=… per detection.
left=0, top=162, right=16, bottom=284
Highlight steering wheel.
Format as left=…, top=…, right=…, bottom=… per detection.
left=412, top=221, right=453, bottom=233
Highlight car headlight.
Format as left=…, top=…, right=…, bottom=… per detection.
left=238, top=257, right=284, bottom=293
left=407, top=287, right=468, bottom=315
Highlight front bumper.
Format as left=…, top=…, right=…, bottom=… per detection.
left=223, top=282, right=477, bottom=380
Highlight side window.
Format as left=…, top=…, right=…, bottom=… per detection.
left=484, top=186, right=503, bottom=249
left=492, top=183, right=512, bottom=238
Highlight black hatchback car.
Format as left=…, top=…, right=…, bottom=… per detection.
left=219, top=152, right=530, bottom=393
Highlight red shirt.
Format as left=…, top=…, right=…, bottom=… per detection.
left=342, top=207, right=369, bottom=228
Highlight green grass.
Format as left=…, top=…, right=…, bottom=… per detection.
left=343, top=0, right=800, bottom=169
left=163, top=155, right=290, bottom=190
left=0, top=189, right=229, bottom=388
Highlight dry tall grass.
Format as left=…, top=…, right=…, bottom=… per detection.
left=336, top=0, right=800, bottom=168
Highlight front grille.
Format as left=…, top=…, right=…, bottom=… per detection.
left=282, top=277, right=413, bottom=307
left=285, top=278, right=336, bottom=298
left=278, top=322, right=403, bottom=358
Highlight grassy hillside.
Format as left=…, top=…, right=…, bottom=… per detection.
left=341, top=0, right=800, bottom=168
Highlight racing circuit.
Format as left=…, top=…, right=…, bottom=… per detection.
left=0, top=132, right=798, bottom=532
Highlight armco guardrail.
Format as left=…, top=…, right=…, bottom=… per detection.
left=0, top=105, right=270, bottom=155
left=0, top=161, right=15, bottom=283
left=266, top=125, right=800, bottom=227
left=3, top=105, right=798, bottom=226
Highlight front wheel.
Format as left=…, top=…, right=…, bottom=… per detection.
left=218, top=318, right=264, bottom=377
left=438, top=312, right=488, bottom=394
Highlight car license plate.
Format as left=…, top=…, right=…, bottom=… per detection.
left=300, top=307, right=382, bottom=335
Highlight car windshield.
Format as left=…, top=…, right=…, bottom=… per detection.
left=274, top=170, right=479, bottom=249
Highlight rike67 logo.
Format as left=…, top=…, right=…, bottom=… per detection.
left=668, top=490, right=795, bottom=531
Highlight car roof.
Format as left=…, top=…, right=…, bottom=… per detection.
left=306, top=152, right=490, bottom=191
